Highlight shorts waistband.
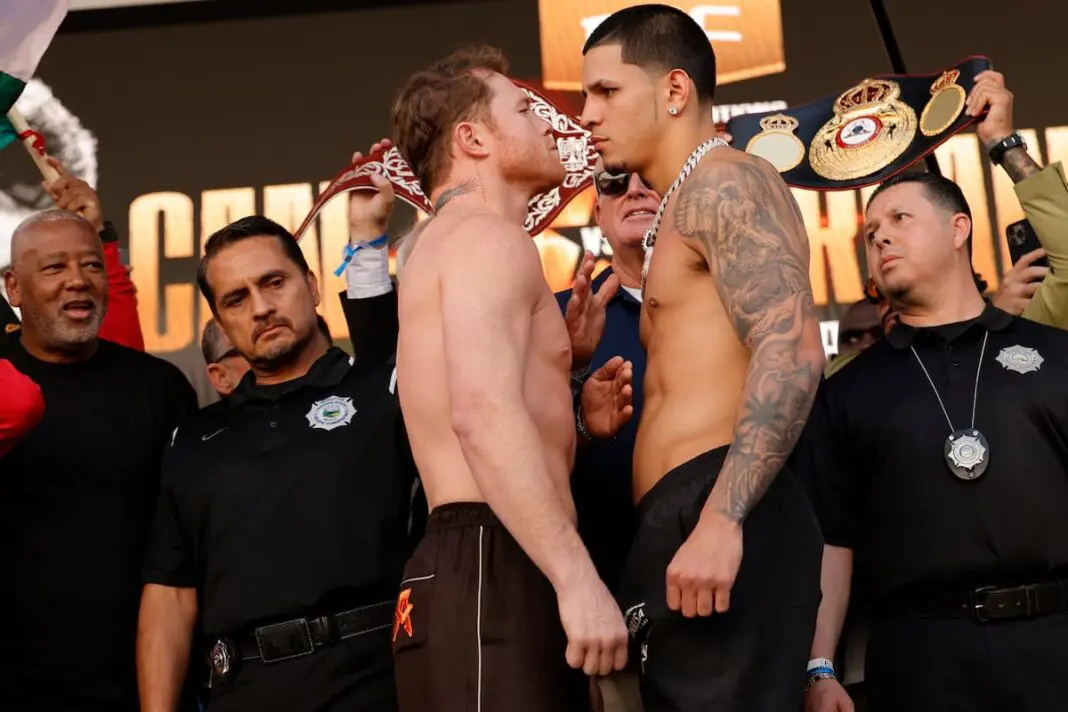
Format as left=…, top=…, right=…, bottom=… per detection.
left=426, top=502, right=501, bottom=532
left=636, top=445, right=730, bottom=520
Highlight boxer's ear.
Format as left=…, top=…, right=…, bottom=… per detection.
left=454, top=120, right=491, bottom=159
left=664, top=68, right=693, bottom=117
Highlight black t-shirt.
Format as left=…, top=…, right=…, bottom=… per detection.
left=0, top=334, right=197, bottom=711
left=793, top=305, right=1068, bottom=599
left=144, top=347, right=418, bottom=637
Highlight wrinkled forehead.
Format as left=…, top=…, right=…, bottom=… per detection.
left=14, top=220, right=101, bottom=265
left=207, top=236, right=295, bottom=286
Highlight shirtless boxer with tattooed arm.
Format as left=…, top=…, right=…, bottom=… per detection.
left=389, top=46, right=630, bottom=712
left=580, top=5, right=825, bottom=711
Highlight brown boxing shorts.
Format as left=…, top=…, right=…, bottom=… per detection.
left=391, top=503, right=588, bottom=711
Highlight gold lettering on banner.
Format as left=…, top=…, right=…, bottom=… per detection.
left=990, top=129, right=1042, bottom=270
left=791, top=187, right=864, bottom=306
left=535, top=186, right=595, bottom=291
left=318, top=180, right=351, bottom=341
left=128, top=191, right=195, bottom=353
left=934, top=134, right=999, bottom=289
left=263, top=183, right=322, bottom=284
left=197, top=188, right=256, bottom=335
left=126, top=125, right=1068, bottom=357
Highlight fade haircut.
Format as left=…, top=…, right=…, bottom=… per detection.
left=197, top=215, right=310, bottom=312
left=582, top=4, right=717, bottom=106
left=392, top=45, right=509, bottom=195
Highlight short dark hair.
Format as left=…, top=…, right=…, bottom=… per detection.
left=867, top=171, right=972, bottom=242
left=197, top=216, right=310, bottom=312
left=582, top=4, right=717, bottom=106
left=867, top=172, right=988, bottom=293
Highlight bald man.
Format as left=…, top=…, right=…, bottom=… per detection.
left=0, top=209, right=197, bottom=711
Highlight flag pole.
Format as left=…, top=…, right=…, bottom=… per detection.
left=6, top=107, right=59, bottom=182
left=867, top=0, right=941, bottom=175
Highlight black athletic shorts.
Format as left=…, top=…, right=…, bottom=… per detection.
left=392, top=503, right=588, bottom=712
left=619, top=446, right=823, bottom=712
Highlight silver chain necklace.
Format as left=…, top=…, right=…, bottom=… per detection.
left=640, top=137, right=727, bottom=293
left=910, top=330, right=991, bottom=481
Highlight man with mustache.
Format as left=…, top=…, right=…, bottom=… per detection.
left=0, top=209, right=197, bottom=711
left=138, top=215, right=421, bottom=712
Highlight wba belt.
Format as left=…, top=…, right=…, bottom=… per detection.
left=725, top=55, right=992, bottom=191
left=209, top=601, right=393, bottom=682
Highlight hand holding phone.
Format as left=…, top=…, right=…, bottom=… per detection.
left=1007, top=219, right=1051, bottom=270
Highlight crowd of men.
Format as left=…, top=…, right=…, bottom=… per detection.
left=3, top=4, right=1068, bottom=712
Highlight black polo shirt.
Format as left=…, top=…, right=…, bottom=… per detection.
left=144, top=347, right=417, bottom=637
left=793, top=304, right=1068, bottom=600
left=555, top=267, right=644, bottom=593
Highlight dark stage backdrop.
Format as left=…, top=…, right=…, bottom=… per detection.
left=2, top=0, right=1066, bottom=397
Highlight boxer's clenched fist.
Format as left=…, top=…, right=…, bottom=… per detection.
left=556, top=569, right=628, bottom=676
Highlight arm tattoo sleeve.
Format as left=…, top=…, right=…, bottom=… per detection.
left=674, top=158, right=823, bottom=521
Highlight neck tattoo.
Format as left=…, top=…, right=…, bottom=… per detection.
left=433, top=178, right=479, bottom=213
left=640, top=137, right=727, bottom=293
left=910, top=330, right=991, bottom=481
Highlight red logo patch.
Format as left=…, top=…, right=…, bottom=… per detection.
left=393, top=588, right=414, bottom=642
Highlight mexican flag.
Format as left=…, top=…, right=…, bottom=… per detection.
left=0, top=1, right=68, bottom=149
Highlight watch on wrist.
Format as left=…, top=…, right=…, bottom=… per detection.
left=988, top=131, right=1026, bottom=165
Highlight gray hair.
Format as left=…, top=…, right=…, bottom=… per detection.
left=201, top=318, right=233, bottom=364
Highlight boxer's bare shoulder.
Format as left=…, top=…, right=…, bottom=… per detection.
left=396, top=206, right=576, bottom=509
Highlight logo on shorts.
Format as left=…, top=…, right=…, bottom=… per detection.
left=393, top=588, right=414, bottom=642
left=305, top=395, right=356, bottom=431
left=623, top=602, right=649, bottom=639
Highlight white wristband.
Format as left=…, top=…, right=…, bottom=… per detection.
left=345, top=242, right=393, bottom=299
left=807, top=657, right=835, bottom=674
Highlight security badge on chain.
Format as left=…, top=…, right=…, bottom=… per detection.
left=808, top=78, right=917, bottom=181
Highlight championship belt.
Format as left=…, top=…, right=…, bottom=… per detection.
left=294, top=80, right=596, bottom=240
left=726, top=55, right=992, bottom=191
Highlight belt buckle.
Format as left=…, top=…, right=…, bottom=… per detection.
left=255, top=617, right=314, bottom=663
left=210, top=637, right=238, bottom=683
left=973, top=585, right=1028, bottom=622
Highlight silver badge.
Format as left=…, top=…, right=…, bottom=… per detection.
left=945, top=429, right=990, bottom=481
left=995, top=345, right=1043, bottom=374
left=305, top=395, right=357, bottom=431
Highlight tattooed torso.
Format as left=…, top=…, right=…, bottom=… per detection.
left=633, top=147, right=824, bottom=518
